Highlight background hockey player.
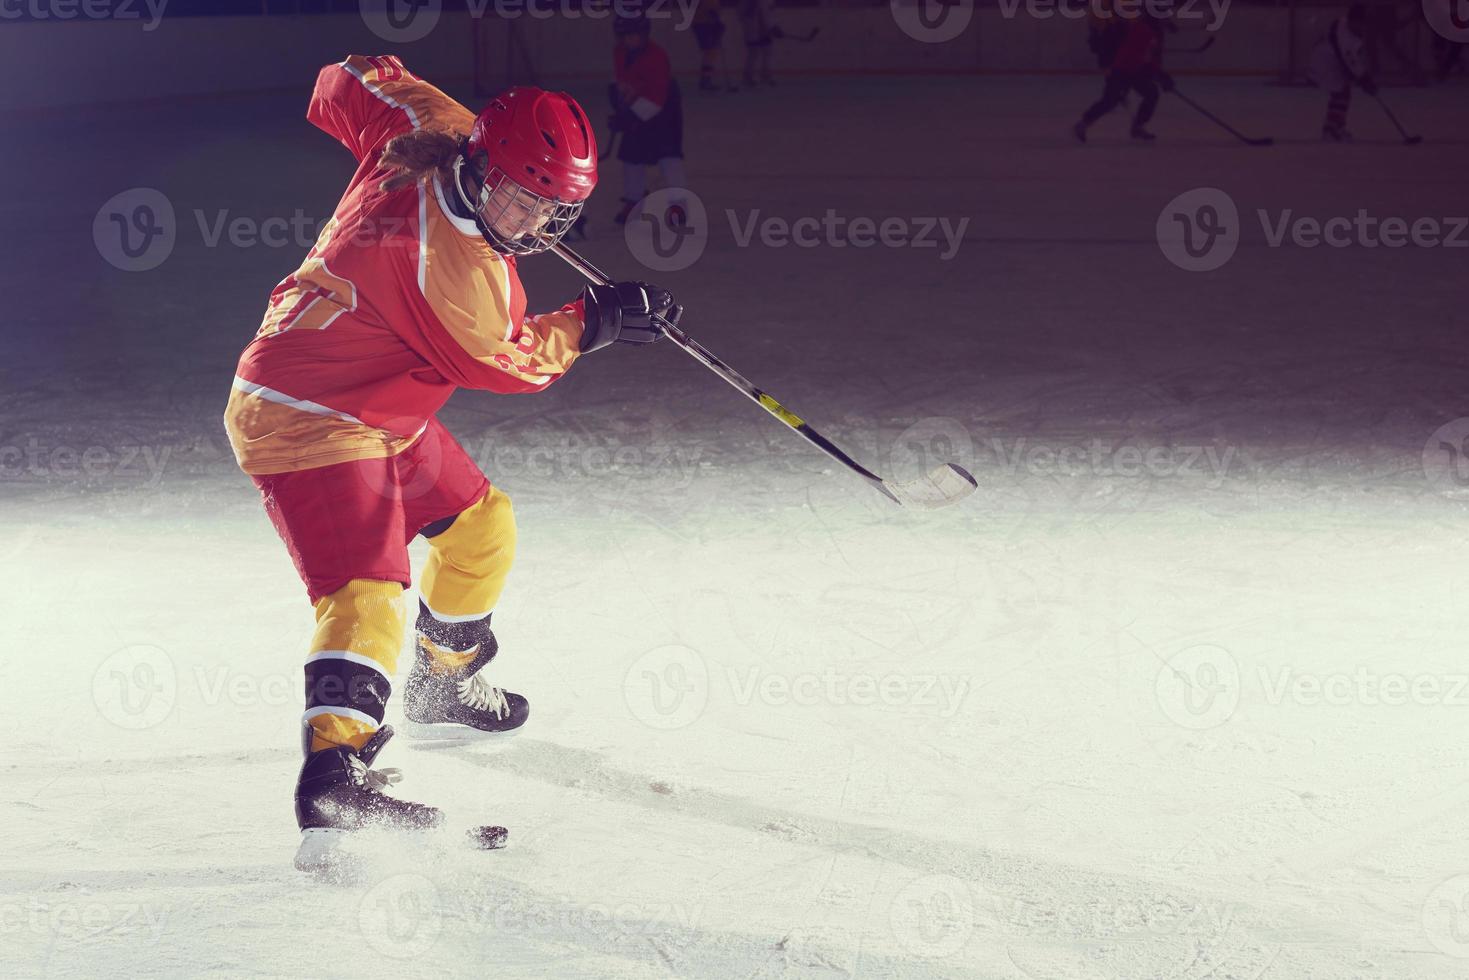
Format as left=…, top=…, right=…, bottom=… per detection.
left=609, top=15, right=688, bottom=227
left=692, top=0, right=736, bottom=93
left=739, top=0, right=776, bottom=87
left=223, top=54, right=679, bottom=867
left=1073, top=12, right=1175, bottom=143
left=1308, top=3, right=1378, bottom=141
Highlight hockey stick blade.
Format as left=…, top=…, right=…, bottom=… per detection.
left=886, top=463, right=978, bottom=510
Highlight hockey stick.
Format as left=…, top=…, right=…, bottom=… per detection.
left=1169, top=88, right=1274, bottom=146
left=1372, top=93, right=1423, bottom=145
left=599, top=129, right=620, bottom=162
left=549, top=241, right=977, bottom=509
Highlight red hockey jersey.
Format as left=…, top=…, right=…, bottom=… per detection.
left=225, top=55, right=586, bottom=476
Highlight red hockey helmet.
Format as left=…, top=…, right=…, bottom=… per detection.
left=454, top=86, right=598, bottom=255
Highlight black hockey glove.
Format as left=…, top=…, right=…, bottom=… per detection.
left=1359, top=76, right=1379, bottom=96
left=580, top=281, right=681, bottom=352
left=1157, top=71, right=1176, bottom=92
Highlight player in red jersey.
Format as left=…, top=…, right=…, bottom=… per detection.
left=223, top=55, right=681, bottom=868
left=608, top=16, right=688, bottom=227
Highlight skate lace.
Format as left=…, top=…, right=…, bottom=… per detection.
left=348, top=754, right=403, bottom=792
left=457, top=673, right=510, bottom=720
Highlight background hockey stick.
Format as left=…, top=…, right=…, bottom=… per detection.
left=1372, top=93, right=1423, bottom=145
left=1169, top=88, right=1274, bottom=146
left=598, top=129, right=620, bottom=162
left=550, top=241, right=977, bottom=509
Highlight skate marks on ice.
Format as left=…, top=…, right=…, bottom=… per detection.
left=425, top=738, right=1337, bottom=977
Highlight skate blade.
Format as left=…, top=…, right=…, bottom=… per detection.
left=399, top=719, right=525, bottom=742
left=294, top=828, right=364, bottom=880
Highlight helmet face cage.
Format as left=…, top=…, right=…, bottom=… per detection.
left=453, top=155, right=583, bottom=257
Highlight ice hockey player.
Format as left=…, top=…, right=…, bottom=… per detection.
left=739, top=0, right=777, bottom=87
left=692, top=0, right=735, bottom=93
left=222, top=54, right=680, bottom=868
left=1308, top=3, right=1378, bottom=141
left=1073, top=12, right=1176, bottom=143
left=609, top=15, right=688, bottom=227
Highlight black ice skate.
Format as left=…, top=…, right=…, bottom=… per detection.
left=294, top=725, right=442, bottom=872
left=402, top=601, right=529, bottom=740
left=1130, top=125, right=1157, bottom=141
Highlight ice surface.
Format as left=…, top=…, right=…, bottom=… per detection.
left=4, top=75, right=1469, bottom=978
